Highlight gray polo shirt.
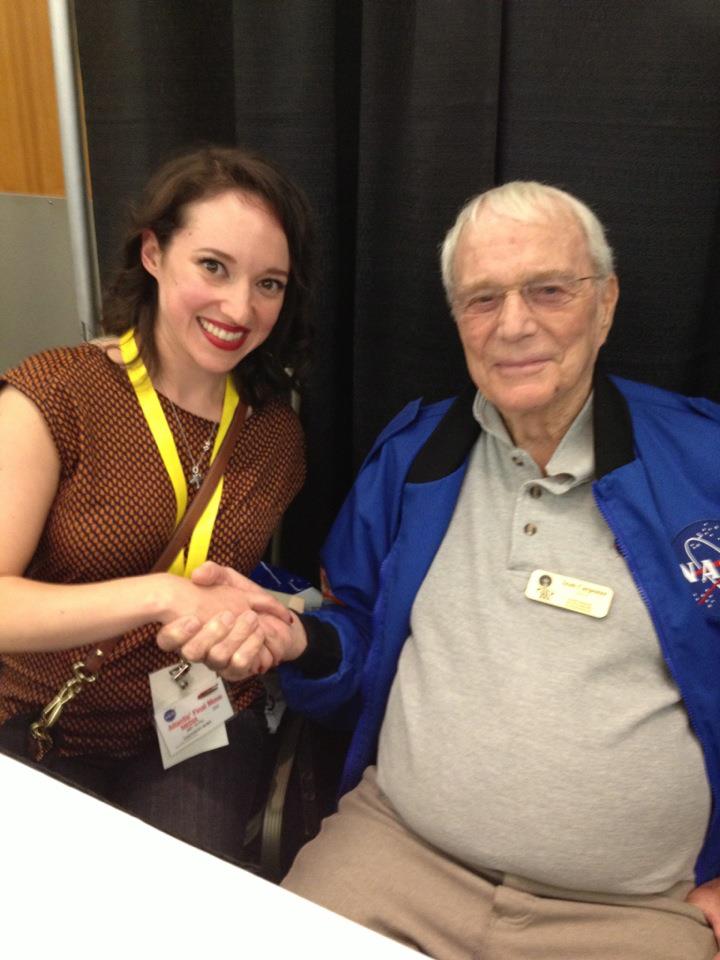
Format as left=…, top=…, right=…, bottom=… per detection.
left=376, top=392, right=710, bottom=896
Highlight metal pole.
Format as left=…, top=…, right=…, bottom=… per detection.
left=47, top=0, right=101, bottom=339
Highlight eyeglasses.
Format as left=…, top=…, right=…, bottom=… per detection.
left=455, top=275, right=604, bottom=317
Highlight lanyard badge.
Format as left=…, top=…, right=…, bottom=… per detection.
left=118, top=328, right=240, bottom=577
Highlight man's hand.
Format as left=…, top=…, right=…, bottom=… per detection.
left=686, top=879, right=720, bottom=957
left=158, top=607, right=275, bottom=679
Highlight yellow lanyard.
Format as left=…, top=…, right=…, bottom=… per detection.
left=118, top=328, right=239, bottom=577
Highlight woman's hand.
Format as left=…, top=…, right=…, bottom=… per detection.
left=153, top=564, right=293, bottom=627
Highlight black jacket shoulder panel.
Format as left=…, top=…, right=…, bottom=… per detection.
left=407, top=382, right=480, bottom=483
left=593, top=372, right=636, bottom=479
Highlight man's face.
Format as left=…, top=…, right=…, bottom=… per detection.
left=451, top=209, right=618, bottom=430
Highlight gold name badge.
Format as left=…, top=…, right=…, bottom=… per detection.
left=525, top=568, right=614, bottom=619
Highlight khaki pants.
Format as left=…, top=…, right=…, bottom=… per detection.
left=283, top=767, right=716, bottom=960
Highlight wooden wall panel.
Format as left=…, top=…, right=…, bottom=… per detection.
left=0, top=0, right=64, bottom=195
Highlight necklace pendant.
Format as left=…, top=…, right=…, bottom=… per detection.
left=189, top=466, right=203, bottom=489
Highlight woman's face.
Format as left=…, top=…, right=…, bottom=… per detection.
left=141, top=189, right=290, bottom=379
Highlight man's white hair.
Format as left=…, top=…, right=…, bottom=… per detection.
left=440, top=181, right=615, bottom=300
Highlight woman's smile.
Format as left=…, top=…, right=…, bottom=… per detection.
left=197, top=316, right=250, bottom=351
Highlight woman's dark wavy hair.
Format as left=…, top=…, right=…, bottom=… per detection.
left=102, top=144, right=315, bottom=406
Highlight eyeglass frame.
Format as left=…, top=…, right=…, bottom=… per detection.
left=452, top=274, right=608, bottom=318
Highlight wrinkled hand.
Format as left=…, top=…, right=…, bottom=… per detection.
left=686, top=878, right=720, bottom=957
left=156, top=562, right=305, bottom=682
left=158, top=606, right=276, bottom=680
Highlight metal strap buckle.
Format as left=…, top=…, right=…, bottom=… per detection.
left=30, top=661, right=97, bottom=754
left=168, top=657, right=191, bottom=689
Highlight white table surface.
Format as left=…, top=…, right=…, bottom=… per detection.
left=0, top=751, right=416, bottom=958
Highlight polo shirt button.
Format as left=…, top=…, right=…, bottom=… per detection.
left=512, top=455, right=524, bottom=466
left=528, top=484, right=542, bottom=499
left=524, top=523, right=538, bottom=536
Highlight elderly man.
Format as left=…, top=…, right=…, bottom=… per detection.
left=159, top=183, right=720, bottom=959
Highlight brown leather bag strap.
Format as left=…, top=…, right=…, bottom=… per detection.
left=151, top=399, right=247, bottom=573
left=83, top=399, right=247, bottom=673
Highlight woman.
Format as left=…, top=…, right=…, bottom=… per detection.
left=0, top=145, right=314, bottom=862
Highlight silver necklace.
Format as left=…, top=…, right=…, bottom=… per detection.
left=167, top=400, right=218, bottom=489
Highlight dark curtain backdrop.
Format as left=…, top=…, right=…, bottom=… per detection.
left=74, top=0, right=720, bottom=577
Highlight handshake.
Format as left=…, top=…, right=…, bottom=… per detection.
left=156, top=561, right=311, bottom=683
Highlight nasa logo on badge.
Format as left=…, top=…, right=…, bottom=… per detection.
left=674, top=520, right=720, bottom=611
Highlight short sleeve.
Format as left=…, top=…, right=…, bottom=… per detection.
left=2, top=347, right=82, bottom=475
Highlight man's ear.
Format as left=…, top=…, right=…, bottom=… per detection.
left=140, top=230, right=161, bottom=277
left=596, top=274, right=619, bottom=346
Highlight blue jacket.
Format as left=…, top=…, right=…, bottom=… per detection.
left=280, top=375, right=720, bottom=884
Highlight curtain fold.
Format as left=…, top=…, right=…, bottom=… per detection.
left=352, top=0, right=503, bottom=455
left=231, top=1, right=360, bottom=573
left=75, top=0, right=235, bottom=270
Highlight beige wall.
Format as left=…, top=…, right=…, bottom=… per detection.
left=0, top=0, right=83, bottom=370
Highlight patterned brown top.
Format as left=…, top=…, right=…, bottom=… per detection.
left=0, top=343, right=305, bottom=756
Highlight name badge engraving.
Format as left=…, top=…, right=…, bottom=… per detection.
left=525, top=568, right=613, bottom=619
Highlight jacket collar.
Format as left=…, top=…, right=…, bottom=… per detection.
left=408, top=369, right=636, bottom=484
left=592, top=370, right=636, bottom=479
